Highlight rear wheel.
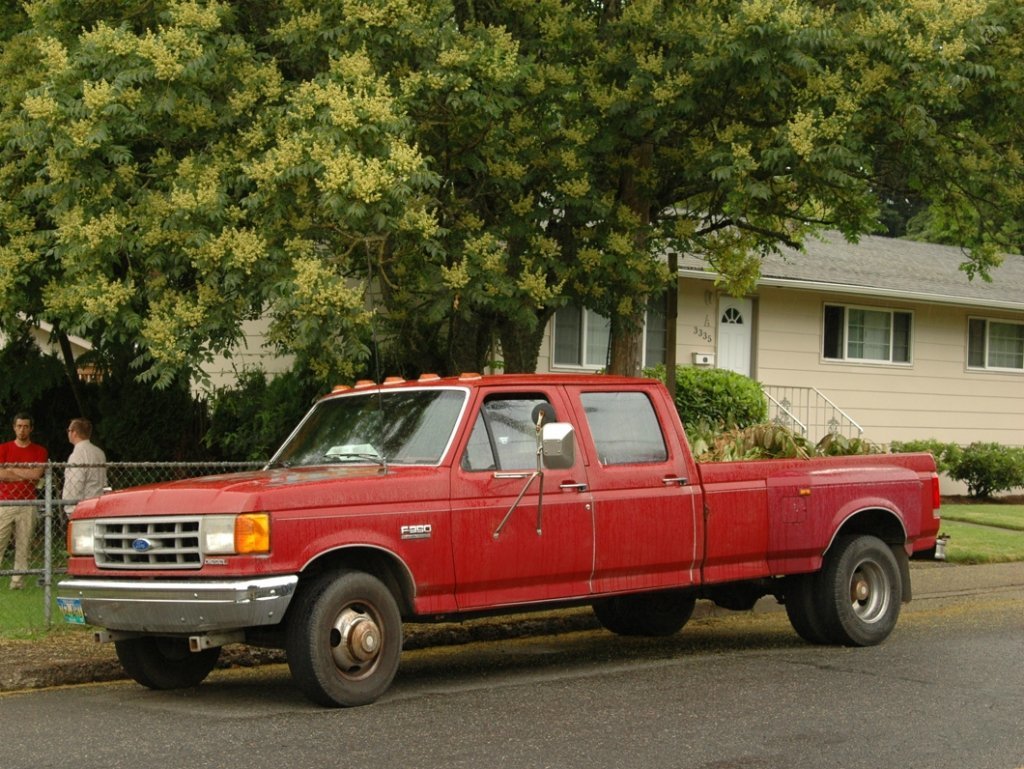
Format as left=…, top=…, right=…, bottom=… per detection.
left=286, top=570, right=402, bottom=707
left=784, top=572, right=831, bottom=644
left=115, top=636, right=220, bottom=690
left=819, top=535, right=903, bottom=646
left=592, top=589, right=696, bottom=636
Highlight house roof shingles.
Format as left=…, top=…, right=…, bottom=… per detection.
left=679, top=232, right=1024, bottom=311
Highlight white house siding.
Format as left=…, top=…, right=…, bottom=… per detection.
left=201, top=318, right=294, bottom=391
left=726, top=283, right=1024, bottom=447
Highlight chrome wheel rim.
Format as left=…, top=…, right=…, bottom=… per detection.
left=849, top=560, right=890, bottom=624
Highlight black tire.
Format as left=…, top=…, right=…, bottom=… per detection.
left=592, top=589, right=696, bottom=636
left=286, top=570, right=402, bottom=707
left=784, top=572, right=831, bottom=645
left=115, top=636, right=221, bottom=690
left=819, top=535, right=903, bottom=646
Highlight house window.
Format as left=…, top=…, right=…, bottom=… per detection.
left=968, top=318, right=1024, bottom=371
left=553, top=297, right=667, bottom=369
left=823, top=304, right=912, bottom=364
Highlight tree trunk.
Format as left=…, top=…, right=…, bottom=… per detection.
left=447, top=313, right=495, bottom=375
left=56, top=330, right=87, bottom=417
left=497, top=311, right=552, bottom=373
left=606, top=140, right=654, bottom=377
left=607, top=311, right=645, bottom=376
left=665, top=251, right=679, bottom=398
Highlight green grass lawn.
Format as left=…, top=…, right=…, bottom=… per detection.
left=938, top=503, right=1024, bottom=564
left=0, top=580, right=58, bottom=638
left=939, top=504, right=1024, bottom=532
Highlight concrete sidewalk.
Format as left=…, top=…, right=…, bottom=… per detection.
left=3, top=561, right=1022, bottom=693
left=907, top=559, right=1024, bottom=600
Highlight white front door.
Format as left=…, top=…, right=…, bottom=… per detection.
left=717, top=297, right=753, bottom=376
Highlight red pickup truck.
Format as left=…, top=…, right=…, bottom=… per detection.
left=58, top=374, right=941, bottom=707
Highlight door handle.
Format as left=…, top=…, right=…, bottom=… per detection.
left=662, top=476, right=689, bottom=486
left=560, top=481, right=588, bottom=492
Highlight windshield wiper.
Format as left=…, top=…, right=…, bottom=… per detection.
left=323, top=450, right=387, bottom=468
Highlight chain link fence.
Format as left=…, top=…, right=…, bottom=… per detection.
left=0, top=461, right=263, bottom=636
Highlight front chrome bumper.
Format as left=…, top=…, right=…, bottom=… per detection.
left=56, top=575, right=298, bottom=634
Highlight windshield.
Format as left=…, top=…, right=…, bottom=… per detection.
left=270, top=388, right=467, bottom=468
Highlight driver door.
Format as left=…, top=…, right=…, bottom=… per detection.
left=449, top=388, right=594, bottom=610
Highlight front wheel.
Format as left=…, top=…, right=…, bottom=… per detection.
left=592, top=589, right=696, bottom=636
left=115, top=636, right=221, bottom=690
left=286, top=570, right=402, bottom=707
left=819, top=535, right=903, bottom=646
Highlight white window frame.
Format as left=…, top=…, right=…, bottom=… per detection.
left=822, top=303, right=913, bottom=365
left=552, top=299, right=667, bottom=370
left=967, top=317, right=1024, bottom=372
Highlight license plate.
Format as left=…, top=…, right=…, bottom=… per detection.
left=56, top=597, right=86, bottom=625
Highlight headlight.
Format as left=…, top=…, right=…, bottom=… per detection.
left=68, top=520, right=96, bottom=556
left=202, top=514, right=271, bottom=555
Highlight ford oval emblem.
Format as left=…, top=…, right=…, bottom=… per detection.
left=131, top=538, right=154, bottom=553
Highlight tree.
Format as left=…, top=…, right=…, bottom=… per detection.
left=463, top=0, right=1024, bottom=374
left=3, top=0, right=1022, bottom=386
left=0, top=0, right=439, bottom=389
left=902, top=0, right=1024, bottom=267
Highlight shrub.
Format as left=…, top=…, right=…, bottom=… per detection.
left=815, top=433, right=882, bottom=456
left=889, top=439, right=963, bottom=475
left=204, top=366, right=322, bottom=461
left=947, top=442, right=1024, bottom=499
left=692, top=422, right=812, bottom=462
left=645, top=365, right=767, bottom=429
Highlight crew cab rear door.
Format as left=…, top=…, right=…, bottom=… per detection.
left=450, top=386, right=594, bottom=610
left=567, top=385, right=703, bottom=594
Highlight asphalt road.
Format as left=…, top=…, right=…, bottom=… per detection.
left=1, top=570, right=1022, bottom=769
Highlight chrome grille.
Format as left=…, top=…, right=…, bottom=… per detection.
left=95, top=517, right=202, bottom=570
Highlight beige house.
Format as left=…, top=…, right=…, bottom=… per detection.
left=538, top=232, right=1024, bottom=452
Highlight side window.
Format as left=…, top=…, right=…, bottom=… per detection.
left=580, top=391, right=668, bottom=465
left=823, top=303, right=912, bottom=364
left=461, top=395, right=553, bottom=471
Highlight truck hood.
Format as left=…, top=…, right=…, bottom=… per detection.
left=72, top=464, right=448, bottom=518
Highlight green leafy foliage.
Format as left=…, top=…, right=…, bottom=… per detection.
left=0, top=331, right=77, bottom=455
left=947, top=442, right=1024, bottom=499
left=0, top=0, right=438, bottom=389
left=0, top=332, right=209, bottom=461
left=204, top=366, right=321, bottom=461
left=892, top=439, right=1024, bottom=499
left=687, top=421, right=882, bottom=463
left=4, top=0, right=1023, bottom=386
left=689, top=422, right=812, bottom=462
left=815, top=433, right=882, bottom=457
left=889, top=439, right=963, bottom=475
left=646, top=365, right=767, bottom=430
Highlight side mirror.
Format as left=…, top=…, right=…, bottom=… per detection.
left=540, top=422, right=575, bottom=469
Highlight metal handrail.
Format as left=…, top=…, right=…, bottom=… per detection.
left=761, top=385, right=863, bottom=443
